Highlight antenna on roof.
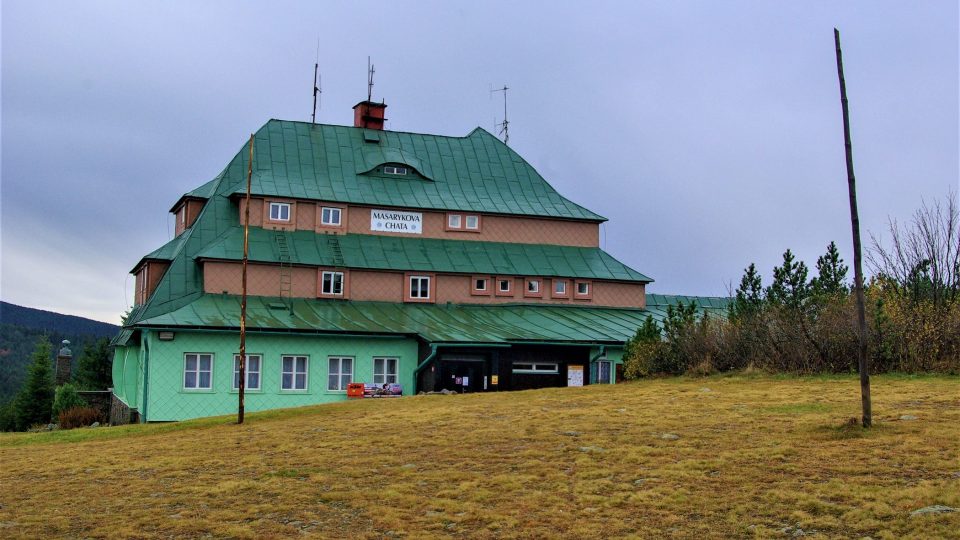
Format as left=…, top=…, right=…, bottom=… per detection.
left=491, top=84, right=509, bottom=145
left=367, top=56, right=376, bottom=102
left=311, top=39, right=321, bottom=124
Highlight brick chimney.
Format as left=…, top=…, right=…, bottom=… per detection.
left=353, top=101, right=387, bottom=130
left=55, top=340, right=72, bottom=386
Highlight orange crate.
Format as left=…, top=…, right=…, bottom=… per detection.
left=346, top=382, right=365, bottom=398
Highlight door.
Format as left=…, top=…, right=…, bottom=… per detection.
left=439, top=355, right=487, bottom=393
left=597, top=361, right=611, bottom=384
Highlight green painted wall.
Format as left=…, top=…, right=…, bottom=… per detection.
left=140, top=330, right=419, bottom=421
left=112, top=344, right=143, bottom=410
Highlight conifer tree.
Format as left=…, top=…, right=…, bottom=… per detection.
left=811, top=241, right=849, bottom=297
left=14, top=337, right=55, bottom=430
left=731, top=263, right=764, bottom=320
left=74, top=338, right=113, bottom=391
left=766, top=249, right=811, bottom=310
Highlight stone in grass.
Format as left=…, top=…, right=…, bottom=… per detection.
left=660, top=433, right=680, bottom=441
left=578, top=446, right=605, bottom=453
left=90, top=421, right=100, bottom=428
left=562, top=431, right=581, bottom=437
left=909, top=505, right=957, bottom=517
left=899, top=415, right=918, bottom=421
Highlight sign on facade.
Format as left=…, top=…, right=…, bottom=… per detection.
left=370, top=209, right=423, bottom=234
left=567, top=365, right=584, bottom=387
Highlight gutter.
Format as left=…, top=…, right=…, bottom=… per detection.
left=590, top=345, right=607, bottom=363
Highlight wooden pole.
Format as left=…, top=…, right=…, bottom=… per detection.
left=239, top=134, right=254, bottom=424
left=834, top=28, right=872, bottom=428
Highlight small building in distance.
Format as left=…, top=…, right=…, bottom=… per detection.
left=113, top=100, right=727, bottom=422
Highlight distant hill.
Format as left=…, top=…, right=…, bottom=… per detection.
left=0, top=301, right=118, bottom=337
left=0, top=302, right=120, bottom=404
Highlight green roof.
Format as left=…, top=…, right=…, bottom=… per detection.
left=197, top=229, right=652, bottom=282
left=227, top=120, right=605, bottom=221
left=135, top=295, right=652, bottom=344
left=169, top=177, right=219, bottom=211
left=131, top=233, right=190, bottom=272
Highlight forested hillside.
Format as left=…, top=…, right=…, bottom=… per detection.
left=0, top=302, right=119, bottom=403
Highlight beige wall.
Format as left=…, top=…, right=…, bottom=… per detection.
left=238, top=196, right=598, bottom=246
left=201, top=261, right=644, bottom=308
left=174, top=199, right=206, bottom=236
left=134, top=261, right=170, bottom=305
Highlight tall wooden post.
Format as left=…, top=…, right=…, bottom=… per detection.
left=834, top=28, right=872, bottom=427
left=239, top=134, right=254, bottom=424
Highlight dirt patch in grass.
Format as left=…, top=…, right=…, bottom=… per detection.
left=1, top=375, right=958, bottom=538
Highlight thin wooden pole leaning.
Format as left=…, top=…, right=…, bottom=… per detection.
left=239, top=134, right=254, bottom=425
left=834, top=28, right=872, bottom=428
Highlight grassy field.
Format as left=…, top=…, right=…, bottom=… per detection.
left=1, top=374, right=958, bottom=539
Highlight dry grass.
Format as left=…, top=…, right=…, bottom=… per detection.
left=1, top=374, right=958, bottom=539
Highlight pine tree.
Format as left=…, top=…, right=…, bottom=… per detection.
left=14, top=337, right=55, bottom=430
left=731, top=263, right=764, bottom=320
left=74, top=338, right=113, bottom=391
left=766, top=249, right=811, bottom=310
left=811, top=241, right=849, bottom=297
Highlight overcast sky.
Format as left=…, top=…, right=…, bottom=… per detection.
left=2, top=1, right=957, bottom=324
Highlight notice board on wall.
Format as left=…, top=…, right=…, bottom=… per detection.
left=567, top=365, right=584, bottom=387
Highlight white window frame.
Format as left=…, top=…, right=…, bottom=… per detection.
left=448, top=214, right=462, bottom=229
left=184, top=353, right=214, bottom=390
left=269, top=202, right=291, bottom=222
left=373, top=357, right=399, bottom=385
left=233, top=354, right=262, bottom=391
left=577, top=282, right=590, bottom=295
left=527, top=279, right=540, bottom=294
left=465, top=215, right=479, bottom=230
left=281, top=355, right=309, bottom=391
left=498, top=279, right=511, bottom=292
left=475, top=278, right=487, bottom=291
left=383, top=165, right=408, bottom=175
left=512, top=362, right=559, bottom=374
left=554, top=280, right=567, bottom=295
left=321, top=271, right=344, bottom=296
left=180, top=208, right=186, bottom=226
left=320, top=206, right=341, bottom=226
left=328, top=356, right=354, bottom=391
left=409, top=275, right=431, bottom=299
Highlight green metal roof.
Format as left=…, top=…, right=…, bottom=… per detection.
left=225, top=120, right=605, bottom=221
left=196, top=229, right=652, bottom=282
left=131, top=233, right=190, bottom=272
left=643, top=293, right=732, bottom=321
left=135, top=295, right=654, bottom=344
left=169, top=177, right=219, bottom=211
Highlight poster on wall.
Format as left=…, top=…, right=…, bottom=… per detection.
left=567, top=365, right=584, bottom=387
left=370, top=209, right=423, bottom=234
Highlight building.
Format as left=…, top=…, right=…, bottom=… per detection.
left=112, top=100, right=726, bottom=422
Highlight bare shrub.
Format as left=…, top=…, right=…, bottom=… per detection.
left=58, top=407, right=103, bottom=430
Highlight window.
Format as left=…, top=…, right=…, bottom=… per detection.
left=472, top=276, right=492, bottom=296
left=138, top=267, right=147, bottom=303
left=575, top=280, right=593, bottom=299
left=320, top=207, right=342, bottom=226
left=448, top=214, right=462, bottom=229
left=555, top=281, right=567, bottom=295
left=499, top=279, right=511, bottom=292
left=465, top=215, right=479, bottom=230
left=373, top=357, right=398, bottom=385
left=384, top=165, right=408, bottom=175
left=512, top=362, right=559, bottom=374
left=328, top=357, right=353, bottom=391
left=321, top=271, right=344, bottom=296
left=233, top=354, right=261, bottom=391
left=269, top=202, right=291, bottom=222
left=409, top=275, right=431, bottom=299
left=180, top=208, right=186, bottom=226
left=475, top=278, right=487, bottom=291
left=184, top=353, right=213, bottom=390
left=281, top=355, right=308, bottom=391
left=527, top=280, right=540, bottom=293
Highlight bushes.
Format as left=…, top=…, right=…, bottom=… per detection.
left=58, top=407, right=103, bottom=429
left=623, top=229, right=959, bottom=378
left=52, top=383, right=87, bottom=419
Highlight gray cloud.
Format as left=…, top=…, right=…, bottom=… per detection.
left=2, top=0, right=957, bottom=323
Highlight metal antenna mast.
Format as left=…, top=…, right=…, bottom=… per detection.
left=312, top=40, right=321, bottom=124
left=367, top=56, right=375, bottom=102
left=491, top=84, right=509, bottom=145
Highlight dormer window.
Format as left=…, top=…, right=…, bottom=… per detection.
left=383, top=165, right=408, bottom=175
left=269, top=202, right=291, bottom=222
left=448, top=214, right=462, bottom=229
left=524, top=278, right=543, bottom=298
left=465, top=215, right=479, bottom=230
